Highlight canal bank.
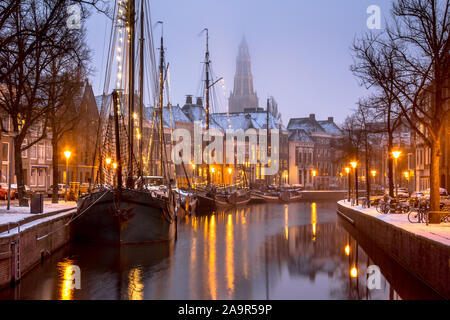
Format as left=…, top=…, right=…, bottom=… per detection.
left=337, top=201, right=450, bottom=299
left=301, top=190, right=365, bottom=201
left=0, top=202, right=76, bottom=289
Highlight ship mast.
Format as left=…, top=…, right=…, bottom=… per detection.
left=158, top=22, right=165, bottom=182
left=127, top=0, right=136, bottom=189
left=138, top=0, right=144, bottom=177
left=204, top=28, right=211, bottom=186
left=113, top=90, right=123, bottom=189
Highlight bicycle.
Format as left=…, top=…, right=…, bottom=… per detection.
left=376, top=196, right=392, bottom=214
left=408, top=205, right=428, bottom=223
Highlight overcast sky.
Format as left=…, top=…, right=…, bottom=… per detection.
left=85, top=0, right=392, bottom=125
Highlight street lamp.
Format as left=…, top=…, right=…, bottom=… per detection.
left=392, top=150, right=401, bottom=198
left=64, top=150, right=71, bottom=202
left=311, top=169, right=317, bottom=190
left=345, top=167, right=351, bottom=202
left=350, top=161, right=358, bottom=205
left=106, top=157, right=112, bottom=165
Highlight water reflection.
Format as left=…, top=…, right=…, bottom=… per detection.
left=0, top=201, right=441, bottom=300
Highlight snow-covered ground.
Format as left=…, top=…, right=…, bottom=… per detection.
left=338, top=200, right=450, bottom=247
left=0, top=201, right=76, bottom=228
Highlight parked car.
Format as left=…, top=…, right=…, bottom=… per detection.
left=47, top=184, right=66, bottom=198
left=0, top=183, right=20, bottom=199
left=0, top=184, right=9, bottom=200
left=79, top=183, right=90, bottom=195
left=423, top=188, right=449, bottom=198
left=409, top=191, right=424, bottom=207
left=385, top=187, right=409, bottom=198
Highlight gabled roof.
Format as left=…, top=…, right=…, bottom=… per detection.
left=317, top=120, right=342, bottom=135
left=211, top=111, right=285, bottom=131
left=287, top=117, right=325, bottom=134
left=144, top=104, right=191, bottom=128
left=181, top=103, right=223, bottom=130
left=288, top=129, right=313, bottom=143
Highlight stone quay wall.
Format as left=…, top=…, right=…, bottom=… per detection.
left=337, top=202, right=450, bottom=299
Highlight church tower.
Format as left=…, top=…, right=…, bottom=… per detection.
left=228, top=36, right=259, bottom=113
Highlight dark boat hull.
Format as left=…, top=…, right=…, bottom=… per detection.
left=74, top=189, right=175, bottom=245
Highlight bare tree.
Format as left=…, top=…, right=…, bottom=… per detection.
left=0, top=0, right=98, bottom=205
left=352, top=0, right=450, bottom=221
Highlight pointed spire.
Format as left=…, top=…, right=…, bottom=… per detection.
left=228, top=36, right=258, bottom=113
left=238, top=35, right=249, bottom=57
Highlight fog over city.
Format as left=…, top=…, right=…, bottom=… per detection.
left=86, top=0, right=392, bottom=125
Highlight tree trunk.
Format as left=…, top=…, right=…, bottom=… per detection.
left=52, top=139, right=59, bottom=203
left=365, top=140, right=370, bottom=208
left=13, top=136, right=28, bottom=207
left=387, top=135, right=394, bottom=198
left=429, top=140, right=441, bottom=224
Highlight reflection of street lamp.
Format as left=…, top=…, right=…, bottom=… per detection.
left=345, top=244, right=350, bottom=256
left=350, top=161, right=357, bottom=205
left=64, top=150, right=71, bottom=202
left=106, top=157, right=112, bottom=165
left=392, top=150, right=401, bottom=197
left=112, top=162, right=117, bottom=169
left=350, top=266, right=358, bottom=278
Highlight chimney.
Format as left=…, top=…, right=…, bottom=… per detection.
left=185, top=95, right=193, bottom=105
left=196, top=97, right=203, bottom=106
left=309, top=113, right=315, bottom=120
left=328, top=116, right=334, bottom=122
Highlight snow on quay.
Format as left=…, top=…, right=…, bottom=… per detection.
left=338, top=200, right=450, bottom=247
left=0, top=201, right=76, bottom=237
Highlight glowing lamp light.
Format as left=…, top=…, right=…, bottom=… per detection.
left=112, top=162, right=118, bottom=169
left=137, top=133, right=141, bottom=140
left=228, top=168, right=232, bottom=174
left=133, top=112, right=138, bottom=120
left=403, top=171, right=409, bottom=179
left=345, top=167, right=350, bottom=174
left=106, top=157, right=112, bottom=165
left=345, top=245, right=350, bottom=256
left=312, top=170, right=317, bottom=177
left=392, top=150, right=402, bottom=159
left=64, top=150, right=71, bottom=159
left=371, top=170, right=377, bottom=177
left=350, top=161, right=357, bottom=169
left=191, top=163, right=195, bottom=170
left=210, top=167, right=215, bottom=173
left=350, top=266, right=358, bottom=278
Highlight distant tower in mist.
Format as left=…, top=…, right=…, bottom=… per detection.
left=228, top=36, right=259, bottom=113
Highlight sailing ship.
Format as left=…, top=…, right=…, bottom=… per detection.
left=191, top=29, right=250, bottom=213
left=73, top=0, right=176, bottom=244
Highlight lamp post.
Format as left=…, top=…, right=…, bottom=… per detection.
left=350, top=161, right=357, bottom=205
left=345, top=167, right=350, bottom=202
left=64, top=150, right=71, bottom=202
left=312, top=169, right=317, bottom=190
left=392, top=150, right=401, bottom=198
left=403, top=170, right=409, bottom=190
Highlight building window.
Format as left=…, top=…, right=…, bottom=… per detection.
left=2, top=142, right=9, bottom=162
left=38, top=168, right=45, bottom=186
left=38, top=143, right=45, bottom=160
left=30, top=168, right=37, bottom=186
left=46, top=144, right=52, bottom=160
left=22, top=139, right=28, bottom=158
left=30, top=145, right=37, bottom=159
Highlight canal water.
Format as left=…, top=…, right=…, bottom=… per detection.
left=0, top=201, right=441, bottom=300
